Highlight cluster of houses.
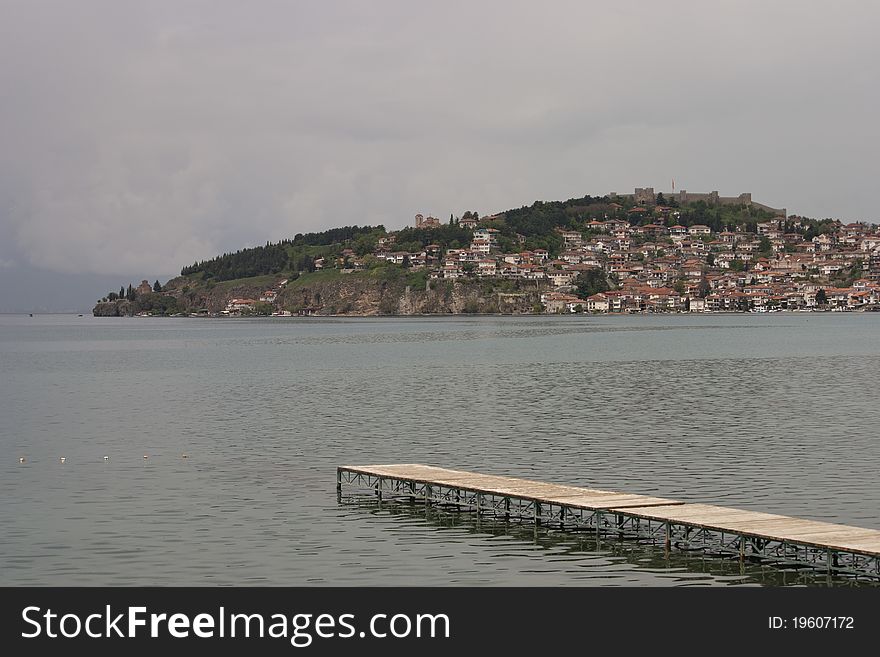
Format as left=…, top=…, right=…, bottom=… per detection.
left=215, top=206, right=880, bottom=315
left=355, top=214, right=880, bottom=313
left=223, top=278, right=292, bottom=315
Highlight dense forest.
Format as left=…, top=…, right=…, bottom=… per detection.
left=180, top=225, right=384, bottom=281
left=181, top=243, right=289, bottom=280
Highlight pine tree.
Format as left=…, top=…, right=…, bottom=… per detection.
left=126, top=284, right=134, bottom=301
left=153, top=280, right=162, bottom=293
left=120, top=286, right=125, bottom=299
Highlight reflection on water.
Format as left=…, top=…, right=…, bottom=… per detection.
left=341, top=497, right=877, bottom=588
left=1, top=313, right=878, bottom=585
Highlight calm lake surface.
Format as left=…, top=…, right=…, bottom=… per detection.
left=1, top=313, right=878, bottom=586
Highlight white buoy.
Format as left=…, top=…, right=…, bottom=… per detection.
left=103, top=455, right=109, bottom=461
left=181, top=453, right=188, bottom=459
left=60, top=457, right=66, bottom=464
left=19, top=457, right=25, bottom=464
left=143, top=455, right=149, bottom=459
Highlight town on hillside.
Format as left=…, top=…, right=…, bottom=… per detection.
left=368, top=189, right=879, bottom=314
left=97, top=187, right=880, bottom=316
left=282, top=188, right=878, bottom=315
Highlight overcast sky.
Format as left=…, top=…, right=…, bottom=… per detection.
left=1, top=1, right=878, bottom=311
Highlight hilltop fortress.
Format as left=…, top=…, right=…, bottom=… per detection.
left=611, top=187, right=786, bottom=218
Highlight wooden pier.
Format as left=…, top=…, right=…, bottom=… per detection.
left=337, top=464, right=880, bottom=579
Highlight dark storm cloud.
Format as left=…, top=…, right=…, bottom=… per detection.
left=0, top=0, right=877, bottom=302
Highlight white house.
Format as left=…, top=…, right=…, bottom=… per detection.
left=586, top=293, right=609, bottom=312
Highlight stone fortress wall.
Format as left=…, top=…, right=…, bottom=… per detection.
left=611, top=187, right=786, bottom=217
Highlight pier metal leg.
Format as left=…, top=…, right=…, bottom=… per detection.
left=336, top=469, right=880, bottom=581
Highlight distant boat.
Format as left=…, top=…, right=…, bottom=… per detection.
left=29, top=313, right=33, bottom=317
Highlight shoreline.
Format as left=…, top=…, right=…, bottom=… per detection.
left=87, top=307, right=879, bottom=319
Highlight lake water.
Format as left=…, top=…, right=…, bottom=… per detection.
left=1, top=313, right=878, bottom=586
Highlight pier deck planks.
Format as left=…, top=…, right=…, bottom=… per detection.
left=341, top=464, right=880, bottom=557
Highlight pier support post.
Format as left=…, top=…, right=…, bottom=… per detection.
left=335, top=465, right=880, bottom=580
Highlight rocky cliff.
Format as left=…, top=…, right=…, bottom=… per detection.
left=94, top=271, right=546, bottom=316
left=277, top=276, right=543, bottom=315
left=93, top=299, right=133, bottom=316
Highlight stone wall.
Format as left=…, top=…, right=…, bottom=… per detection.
left=616, top=187, right=785, bottom=217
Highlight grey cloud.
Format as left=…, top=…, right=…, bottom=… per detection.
left=0, top=0, right=878, bottom=301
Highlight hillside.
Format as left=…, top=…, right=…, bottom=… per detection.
left=93, top=188, right=880, bottom=316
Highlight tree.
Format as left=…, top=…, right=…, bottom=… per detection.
left=758, top=236, right=773, bottom=258
left=119, top=286, right=125, bottom=299
left=698, top=278, right=711, bottom=297
left=816, top=289, right=827, bottom=306
left=656, top=192, right=666, bottom=205
left=126, top=284, right=135, bottom=301
left=353, top=233, right=378, bottom=256
left=706, top=252, right=715, bottom=266
left=729, top=259, right=745, bottom=272
left=253, top=302, right=274, bottom=316
left=575, top=269, right=610, bottom=298
left=153, top=280, right=162, bottom=293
